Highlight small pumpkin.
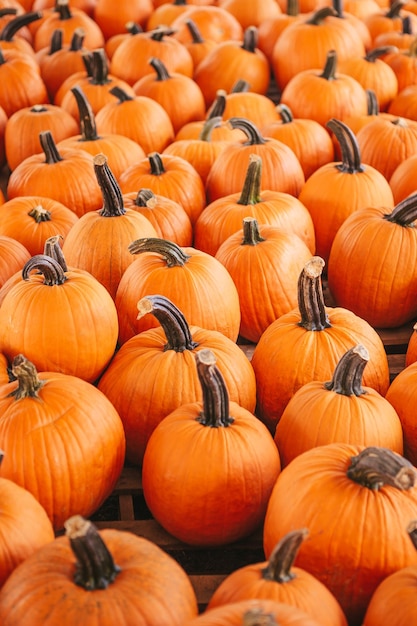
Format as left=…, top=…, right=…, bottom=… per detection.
left=0, top=235, right=31, bottom=289
left=185, top=600, right=323, bottom=626
left=385, top=357, right=417, bottom=466
left=142, top=349, right=281, bottom=546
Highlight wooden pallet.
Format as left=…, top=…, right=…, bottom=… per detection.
left=91, top=317, right=414, bottom=611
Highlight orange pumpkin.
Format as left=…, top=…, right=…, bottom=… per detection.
left=185, top=600, right=323, bottom=626
left=275, top=344, right=403, bottom=465
left=0, top=234, right=31, bottom=288
left=0, top=47, right=49, bottom=117
left=385, top=359, right=417, bottom=466
left=0, top=354, right=125, bottom=530
left=93, top=0, right=153, bottom=40
left=98, top=294, right=256, bottom=465
left=0, top=515, right=198, bottom=625
left=115, top=237, right=241, bottom=344
left=142, top=349, right=281, bottom=546
left=406, top=322, right=417, bottom=366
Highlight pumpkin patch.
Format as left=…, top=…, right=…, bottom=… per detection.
left=0, top=1, right=416, bottom=622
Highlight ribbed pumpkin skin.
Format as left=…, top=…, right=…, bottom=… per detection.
left=406, top=326, right=417, bottom=366
left=0, top=235, right=31, bottom=289
left=184, top=599, right=323, bottom=626
left=263, top=443, right=417, bottom=626
left=327, top=204, right=417, bottom=328
left=142, top=400, right=281, bottom=546
left=386, top=362, right=417, bottom=466
left=98, top=325, right=257, bottom=465
left=0, top=197, right=79, bottom=256
left=115, top=247, right=241, bottom=345
left=363, top=566, right=417, bottom=625
left=0, top=371, right=126, bottom=530
left=0, top=269, right=119, bottom=383
left=0, top=529, right=198, bottom=626
left=252, top=307, right=390, bottom=432
left=0, top=477, right=55, bottom=588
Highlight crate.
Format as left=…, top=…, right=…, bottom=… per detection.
left=90, top=314, right=414, bottom=611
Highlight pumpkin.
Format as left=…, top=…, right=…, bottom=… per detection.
left=115, top=237, right=241, bottom=344
left=180, top=17, right=218, bottom=70
left=0, top=10, right=41, bottom=57
left=122, top=188, right=193, bottom=247
left=7, top=130, right=103, bottom=217
left=0, top=254, right=119, bottom=383
left=145, top=0, right=191, bottom=32
left=4, top=102, right=79, bottom=171
left=215, top=216, right=312, bottom=343
left=195, top=154, right=315, bottom=257
left=193, top=26, right=271, bottom=108
left=383, top=37, right=417, bottom=92
left=205, top=118, right=305, bottom=203
left=251, top=257, right=390, bottom=432
left=95, top=85, right=175, bottom=155
left=57, top=86, right=146, bottom=180
left=279, top=49, right=368, bottom=129
left=364, top=0, right=417, bottom=45
left=119, top=151, right=206, bottom=226
left=0, top=515, right=198, bottom=625
left=327, top=192, right=417, bottom=328
left=169, top=4, right=243, bottom=44
left=206, top=528, right=348, bottom=626
left=0, top=354, right=126, bottom=530
left=256, top=0, right=302, bottom=64
left=263, top=444, right=417, bottom=626
left=98, top=294, right=256, bottom=465
left=0, top=451, right=55, bottom=588
left=33, top=0, right=97, bottom=17
left=362, top=519, right=417, bottom=625
left=389, top=152, right=417, bottom=202
left=186, top=600, right=323, bottom=626
left=298, top=118, right=394, bottom=264
left=385, top=358, right=417, bottom=466
left=109, top=25, right=194, bottom=86
left=0, top=234, right=31, bottom=288
left=388, top=83, right=417, bottom=121
left=261, top=103, right=335, bottom=181
left=0, top=47, right=49, bottom=117
left=275, top=344, right=404, bottom=465
left=218, top=0, right=282, bottom=30
left=405, top=322, right=417, bottom=366
left=61, top=154, right=157, bottom=299
left=142, top=349, right=281, bottom=546
left=93, top=0, right=153, bottom=40
left=271, top=5, right=366, bottom=90
left=220, top=79, right=281, bottom=130
left=0, top=196, right=78, bottom=256
left=132, top=56, right=206, bottom=134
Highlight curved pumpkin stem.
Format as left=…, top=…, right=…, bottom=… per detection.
left=137, top=295, right=199, bottom=352
left=149, top=56, right=171, bottom=81
left=39, top=131, right=63, bottom=164
left=134, top=188, right=157, bottom=208
left=326, top=118, right=364, bottom=173
left=22, top=254, right=67, bottom=285
left=195, top=349, right=234, bottom=428
left=7, top=354, right=45, bottom=400
left=0, top=10, right=42, bottom=41
left=262, top=529, right=309, bottom=583
left=228, top=118, right=267, bottom=145
left=71, top=85, right=100, bottom=141
left=109, top=85, right=134, bottom=103
left=241, top=217, right=266, bottom=246
left=384, top=193, right=417, bottom=226
left=297, top=257, right=331, bottom=331
left=148, top=152, right=166, bottom=176
left=366, top=89, right=380, bottom=115
left=237, top=154, right=263, bottom=205
left=93, top=154, right=126, bottom=217
left=65, top=515, right=121, bottom=590
left=128, top=237, right=191, bottom=267
left=305, top=5, right=337, bottom=24
left=276, top=104, right=294, bottom=124
left=324, top=345, right=369, bottom=396
left=207, top=90, right=227, bottom=119
left=347, top=447, right=417, bottom=491
left=43, top=235, right=68, bottom=271
left=198, top=116, right=222, bottom=142
left=365, top=46, right=399, bottom=62
left=149, top=25, right=176, bottom=41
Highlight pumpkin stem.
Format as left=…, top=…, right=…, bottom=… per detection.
left=241, top=26, right=258, bottom=53
left=276, top=103, right=294, bottom=124
left=305, top=6, right=338, bottom=24
left=386, top=0, right=405, bottom=18
left=326, top=118, right=364, bottom=173
left=321, top=49, right=338, bottom=80
left=128, top=237, right=191, bottom=267
left=262, top=529, right=309, bottom=583
left=55, top=0, right=73, bottom=21
left=43, top=235, right=68, bottom=271
left=148, top=152, right=166, bottom=176
left=347, top=446, right=417, bottom=490
left=148, top=56, right=171, bottom=81
left=134, top=188, right=157, bottom=208
left=93, top=154, right=126, bottom=217
left=65, top=515, right=121, bottom=590
left=70, top=27, right=86, bottom=51
left=206, top=90, right=227, bottom=119
left=242, top=608, right=279, bottom=626
left=28, top=204, right=52, bottom=223
left=7, top=354, right=45, bottom=400
left=71, top=85, right=100, bottom=141
left=297, top=257, right=331, bottom=331
left=109, top=85, right=133, bottom=103
left=228, top=118, right=267, bottom=145
left=237, top=154, right=263, bottom=205
left=286, top=0, right=300, bottom=16
left=384, top=193, right=417, bottom=226
left=0, top=10, right=42, bottom=41
left=39, top=130, right=63, bottom=164
left=124, top=21, right=143, bottom=36
left=22, top=254, right=68, bottom=286
left=324, top=345, right=369, bottom=396
left=407, top=519, right=417, bottom=550
left=231, top=79, right=251, bottom=93
left=198, top=116, right=222, bottom=142
left=366, top=89, right=380, bottom=115
left=185, top=18, right=205, bottom=44
left=137, top=295, right=199, bottom=352
left=402, top=15, right=412, bottom=34
left=149, top=25, right=176, bottom=41
left=241, top=217, right=266, bottom=246
left=195, top=349, right=234, bottom=428
left=49, top=28, right=63, bottom=53
left=89, top=48, right=111, bottom=85
left=365, top=45, right=399, bottom=62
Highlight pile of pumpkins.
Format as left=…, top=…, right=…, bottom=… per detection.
left=1, top=0, right=417, bottom=624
